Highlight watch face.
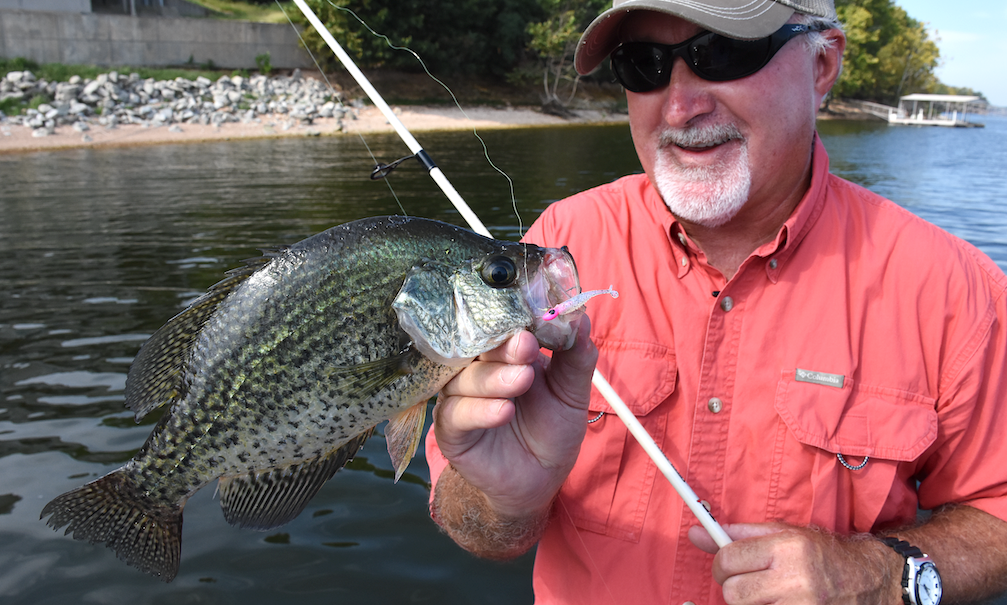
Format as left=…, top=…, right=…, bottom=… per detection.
left=915, top=562, right=942, bottom=605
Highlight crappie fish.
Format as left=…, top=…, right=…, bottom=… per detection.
left=41, top=216, right=584, bottom=581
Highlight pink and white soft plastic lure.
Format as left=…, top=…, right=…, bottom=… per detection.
left=542, top=286, right=619, bottom=321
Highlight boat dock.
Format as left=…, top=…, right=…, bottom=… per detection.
left=860, top=94, right=985, bottom=128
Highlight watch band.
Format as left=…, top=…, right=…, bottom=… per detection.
left=881, top=536, right=925, bottom=559
left=880, top=537, right=942, bottom=605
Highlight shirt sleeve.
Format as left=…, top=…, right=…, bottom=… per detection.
left=918, top=249, right=1007, bottom=521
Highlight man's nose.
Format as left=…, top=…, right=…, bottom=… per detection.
left=660, top=57, right=717, bottom=128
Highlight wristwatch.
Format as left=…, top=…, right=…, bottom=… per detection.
left=880, top=537, right=943, bottom=605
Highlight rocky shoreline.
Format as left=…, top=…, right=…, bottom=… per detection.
left=1, top=68, right=351, bottom=138
left=0, top=67, right=633, bottom=153
left=0, top=67, right=879, bottom=154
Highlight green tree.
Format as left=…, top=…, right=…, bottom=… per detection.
left=874, top=7, right=940, bottom=102
left=833, top=0, right=942, bottom=103
left=832, top=3, right=880, bottom=99
left=525, top=0, right=608, bottom=109
left=293, top=0, right=542, bottom=77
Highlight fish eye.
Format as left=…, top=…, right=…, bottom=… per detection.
left=480, top=256, right=518, bottom=288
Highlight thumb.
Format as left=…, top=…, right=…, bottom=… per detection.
left=539, top=316, right=598, bottom=408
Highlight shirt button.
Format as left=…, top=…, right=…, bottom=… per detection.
left=720, top=296, right=734, bottom=312
left=678, top=233, right=687, bottom=245
left=769, top=258, right=778, bottom=269
left=684, top=601, right=697, bottom=605
left=681, top=256, right=688, bottom=267
left=708, top=397, right=723, bottom=413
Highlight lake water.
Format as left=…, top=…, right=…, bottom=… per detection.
left=1, top=116, right=1005, bottom=604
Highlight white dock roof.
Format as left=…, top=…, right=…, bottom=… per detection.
left=899, top=94, right=981, bottom=103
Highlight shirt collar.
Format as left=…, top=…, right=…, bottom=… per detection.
left=759, top=134, right=831, bottom=283
left=663, top=134, right=832, bottom=283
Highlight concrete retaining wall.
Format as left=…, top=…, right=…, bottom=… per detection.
left=0, top=1, right=90, bottom=12
left=0, top=10, right=314, bottom=70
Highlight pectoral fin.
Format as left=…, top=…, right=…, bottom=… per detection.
left=324, top=350, right=414, bottom=399
left=384, top=402, right=428, bottom=483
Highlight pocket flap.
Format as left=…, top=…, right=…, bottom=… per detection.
left=590, top=339, right=676, bottom=416
left=775, top=371, right=937, bottom=461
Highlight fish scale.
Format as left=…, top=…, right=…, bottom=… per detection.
left=41, top=215, right=585, bottom=582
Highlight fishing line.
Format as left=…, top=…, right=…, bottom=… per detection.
left=356, top=132, right=411, bottom=216
left=278, top=1, right=339, bottom=100
left=556, top=496, right=619, bottom=605
left=318, top=0, right=523, bottom=235
left=278, top=0, right=409, bottom=216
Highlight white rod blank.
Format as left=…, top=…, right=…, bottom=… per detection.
left=290, top=0, right=490, bottom=236
left=291, top=0, right=730, bottom=548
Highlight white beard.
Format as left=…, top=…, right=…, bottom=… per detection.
left=652, top=123, right=752, bottom=228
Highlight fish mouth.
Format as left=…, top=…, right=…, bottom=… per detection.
left=522, top=246, right=582, bottom=351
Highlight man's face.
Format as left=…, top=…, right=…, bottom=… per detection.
left=621, top=12, right=825, bottom=229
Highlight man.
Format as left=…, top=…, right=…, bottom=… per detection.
left=426, top=0, right=1007, bottom=603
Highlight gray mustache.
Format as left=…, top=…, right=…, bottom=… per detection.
left=659, top=123, right=744, bottom=148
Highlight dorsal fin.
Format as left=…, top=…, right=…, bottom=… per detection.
left=123, top=254, right=277, bottom=421
left=217, top=429, right=373, bottom=530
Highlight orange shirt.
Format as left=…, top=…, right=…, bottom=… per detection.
left=426, top=137, right=1007, bottom=604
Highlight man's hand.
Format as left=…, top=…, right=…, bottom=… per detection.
left=689, top=505, right=1007, bottom=605
left=430, top=318, right=597, bottom=556
left=688, top=523, right=899, bottom=604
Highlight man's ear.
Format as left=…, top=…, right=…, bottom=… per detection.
left=814, top=29, right=846, bottom=97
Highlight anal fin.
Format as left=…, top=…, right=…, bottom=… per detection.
left=385, top=401, right=428, bottom=483
left=217, top=429, right=373, bottom=530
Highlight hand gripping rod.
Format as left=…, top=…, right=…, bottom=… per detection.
left=291, top=0, right=732, bottom=549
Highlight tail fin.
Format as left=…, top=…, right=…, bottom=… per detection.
left=40, top=470, right=183, bottom=582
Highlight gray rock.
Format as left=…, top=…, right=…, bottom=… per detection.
left=82, top=80, right=102, bottom=96
left=4, top=68, right=347, bottom=137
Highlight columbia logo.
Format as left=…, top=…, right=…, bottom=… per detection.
left=795, top=368, right=845, bottom=388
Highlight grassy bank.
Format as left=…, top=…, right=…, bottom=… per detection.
left=184, top=0, right=294, bottom=22
left=0, top=58, right=245, bottom=86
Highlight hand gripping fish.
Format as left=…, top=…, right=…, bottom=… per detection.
left=40, top=216, right=588, bottom=581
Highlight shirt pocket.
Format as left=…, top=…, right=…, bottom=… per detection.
left=557, top=339, right=676, bottom=542
left=769, top=370, right=938, bottom=533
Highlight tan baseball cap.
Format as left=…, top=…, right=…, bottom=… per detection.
left=575, top=0, right=837, bottom=74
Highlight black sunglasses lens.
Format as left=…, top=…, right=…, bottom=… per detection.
left=611, top=25, right=809, bottom=91
left=612, top=43, right=671, bottom=93
left=690, top=35, right=774, bottom=81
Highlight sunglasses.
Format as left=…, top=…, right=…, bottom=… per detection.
left=610, top=23, right=819, bottom=92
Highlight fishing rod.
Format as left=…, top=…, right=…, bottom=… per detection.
left=290, top=0, right=732, bottom=549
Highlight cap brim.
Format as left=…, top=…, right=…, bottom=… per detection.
left=575, top=0, right=795, bottom=75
